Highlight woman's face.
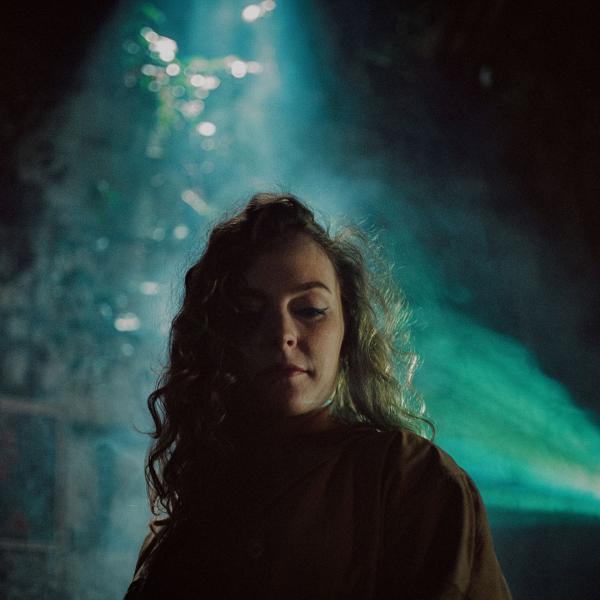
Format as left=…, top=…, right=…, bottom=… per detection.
left=232, top=233, right=345, bottom=418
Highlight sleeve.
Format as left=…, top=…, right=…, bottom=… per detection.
left=123, top=521, right=164, bottom=599
left=379, top=439, right=512, bottom=600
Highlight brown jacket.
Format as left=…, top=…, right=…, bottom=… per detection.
left=125, top=426, right=511, bottom=599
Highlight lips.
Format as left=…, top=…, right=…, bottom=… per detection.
left=261, top=363, right=308, bottom=377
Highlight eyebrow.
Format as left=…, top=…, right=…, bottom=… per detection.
left=292, top=281, right=332, bottom=294
left=241, top=281, right=332, bottom=297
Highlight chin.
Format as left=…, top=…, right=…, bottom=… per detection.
left=285, top=397, right=327, bottom=417
left=248, top=389, right=300, bottom=415
left=264, top=394, right=310, bottom=418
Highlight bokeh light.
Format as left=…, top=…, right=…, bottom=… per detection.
left=196, top=121, right=216, bottom=136
left=113, top=313, right=141, bottom=332
left=242, top=4, right=262, bottom=23
left=230, top=59, right=248, bottom=78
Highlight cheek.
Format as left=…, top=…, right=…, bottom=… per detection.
left=312, top=323, right=344, bottom=370
left=235, top=322, right=262, bottom=352
left=231, top=333, right=262, bottom=376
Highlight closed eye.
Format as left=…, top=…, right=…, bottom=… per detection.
left=296, top=307, right=328, bottom=319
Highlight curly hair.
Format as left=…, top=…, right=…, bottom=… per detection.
left=146, top=193, right=433, bottom=518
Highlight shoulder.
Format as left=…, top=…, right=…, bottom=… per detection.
left=341, top=426, right=479, bottom=500
left=369, top=429, right=491, bottom=543
left=387, top=429, right=470, bottom=486
left=371, top=430, right=512, bottom=598
left=130, top=519, right=170, bottom=580
left=340, top=425, right=460, bottom=471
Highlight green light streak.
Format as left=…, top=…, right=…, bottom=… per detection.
left=415, top=307, right=600, bottom=516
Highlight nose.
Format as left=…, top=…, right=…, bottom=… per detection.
left=261, top=309, right=298, bottom=350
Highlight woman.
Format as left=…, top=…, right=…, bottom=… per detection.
left=125, top=193, right=512, bottom=599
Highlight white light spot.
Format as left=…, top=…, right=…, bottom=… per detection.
left=166, top=63, right=180, bottom=76
left=196, top=121, right=216, bottom=136
left=247, top=61, right=263, bottom=74
left=114, top=313, right=141, bottom=332
left=141, top=64, right=158, bottom=76
left=230, top=60, right=248, bottom=78
left=150, top=36, right=178, bottom=62
left=174, top=224, right=190, bottom=240
left=141, top=27, right=159, bottom=43
left=203, top=75, right=220, bottom=90
left=139, top=281, right=160, bottom=295
left=242, top=4, right=262, bottom=22
left=181, top=189, right=211, bottom=215
left=261, top=0, right=276, bottom=11
left=190, top=74, right=205, bottom=87
left=180, top=100, right=204, bottom=118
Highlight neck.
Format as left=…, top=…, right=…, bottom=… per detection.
left=226, top=405, right=338, bottom=447
left=281, top=405, right=338, bottom=436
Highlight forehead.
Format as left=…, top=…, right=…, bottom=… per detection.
left=244, top=234, right=339, bottom=293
